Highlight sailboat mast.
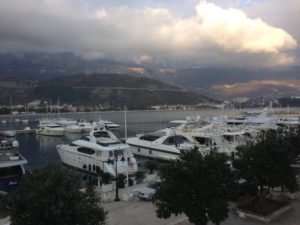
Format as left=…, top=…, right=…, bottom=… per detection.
left=124, top=106, right=130, bottom=195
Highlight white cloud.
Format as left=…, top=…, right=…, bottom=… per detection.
left=0, top=0, right=297, bottom=67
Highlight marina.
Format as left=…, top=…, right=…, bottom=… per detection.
left=0, top=107, right=299, bottom=171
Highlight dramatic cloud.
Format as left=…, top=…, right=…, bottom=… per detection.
left=0, top=0, right=297, bottom=67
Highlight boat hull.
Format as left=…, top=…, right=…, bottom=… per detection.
left=57, top=145, right=136, bottom=176
left=36, top=128, right=64, bottom=136
left=129, top=144, right=179, bottom=161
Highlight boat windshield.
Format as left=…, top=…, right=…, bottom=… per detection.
left=163, top=135, right=189, bottom=146
left=140, top=132, right=165, bottom=142
left=80, top=136, right=90, bottom=141
left=94, top=131, right=111, bottom=138
left=47, top=125, right=62, bottom=128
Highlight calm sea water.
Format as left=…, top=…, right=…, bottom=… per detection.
left=1, top=108, right=299, bottom=171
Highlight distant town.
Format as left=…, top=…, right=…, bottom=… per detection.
left=1, top=95, right=300, bottom=116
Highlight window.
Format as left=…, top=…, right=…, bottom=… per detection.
left=163, top=135, right=188, bottom=146
left=139, top=132, right=164, bottom=141
left=194, top=137, right=207, bottom=145
left=80, top=136, right=90, bottom=141
left=94, top=131, right=110, bottom=138
left=77, top=147, right=95, bottom=155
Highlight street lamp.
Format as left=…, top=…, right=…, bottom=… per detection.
left=114, top=153, right=120, bottom=201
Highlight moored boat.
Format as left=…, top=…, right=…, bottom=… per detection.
left=56, top=125, right=138, bottom=176
left=127, top=128, right=194, bottom=161
left=0, top=138, right=27, bottom=192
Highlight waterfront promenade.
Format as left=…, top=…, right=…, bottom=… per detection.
left=2, top=182, right=300, bottom=225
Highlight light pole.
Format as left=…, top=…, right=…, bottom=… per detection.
left=114, top=153, right=120, bottom=201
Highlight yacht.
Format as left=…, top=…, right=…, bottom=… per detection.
left=172, top=118, right=233, bottom=155
left=56, top=118, right=77, bottom=126
left=64, top=124, right=82, bottom=133
left=77, top=121, right=93, bottom=133
left=127, top=128, right=194, bottom=161
left=21, top=119, right=29, bottom=124
left=56, top=126, right=138, bottom=176
left=0, top=138, right=27, bottom=192
left=99, top=120, right=120, bottom=129
left=35, top=124, right=65, bottom=136
left=0, top=130, right=17, bottom=137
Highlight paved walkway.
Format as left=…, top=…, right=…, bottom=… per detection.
left=2, top=182, right=300, bottom=225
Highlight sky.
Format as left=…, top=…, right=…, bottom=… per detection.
left=0, top=0, right=299, bottom=68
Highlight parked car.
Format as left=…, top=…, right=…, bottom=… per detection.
left=138, top=182, right=158, bottom=200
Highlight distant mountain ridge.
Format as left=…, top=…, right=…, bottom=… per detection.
left=0, top=73, right=214, bottom=109
left=0, top=52, right=300, bottom=99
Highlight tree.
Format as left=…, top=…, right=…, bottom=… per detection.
left=153, top=148, right=236, bottom=225
left=2, top=164, right=106, bottom=225
left=233, top=129, right=298, bottom=199
left=144, top=160, right=159, bottom=174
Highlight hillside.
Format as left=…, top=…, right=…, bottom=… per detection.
left=0, top=73, right=214, bottom=109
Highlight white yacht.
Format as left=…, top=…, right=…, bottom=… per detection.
left=56, top=118, right=77, bottom=126
left=277, top=117, right=300, bottom=127
left=99, top=120, right=120, bottom=129
left=172, top=118, right=233, bottom=155
left=0, top=138, right=27, bottom=192
left=56, top=126, right=138, bottom=176
left=127, top=128, right=194, bottom=161
left=35, top=124, right=65, bottom=136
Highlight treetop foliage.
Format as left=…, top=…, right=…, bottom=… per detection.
left=233, top=129, right=298, bottom=198
left=154, top=148, right=235, bottom=225
left=2, top=164, right=106, bottom=225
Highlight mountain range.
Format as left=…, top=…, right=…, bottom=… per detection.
left=0, top=73, right=213, bottom=109
left=0, top=52, right=299, bottom=101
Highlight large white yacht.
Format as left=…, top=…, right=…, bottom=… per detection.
left=56, top=126, right=138, bottom=176
left=127, top=128, right=194, bottom=161
left=0, top=138, right=27, bottom=192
